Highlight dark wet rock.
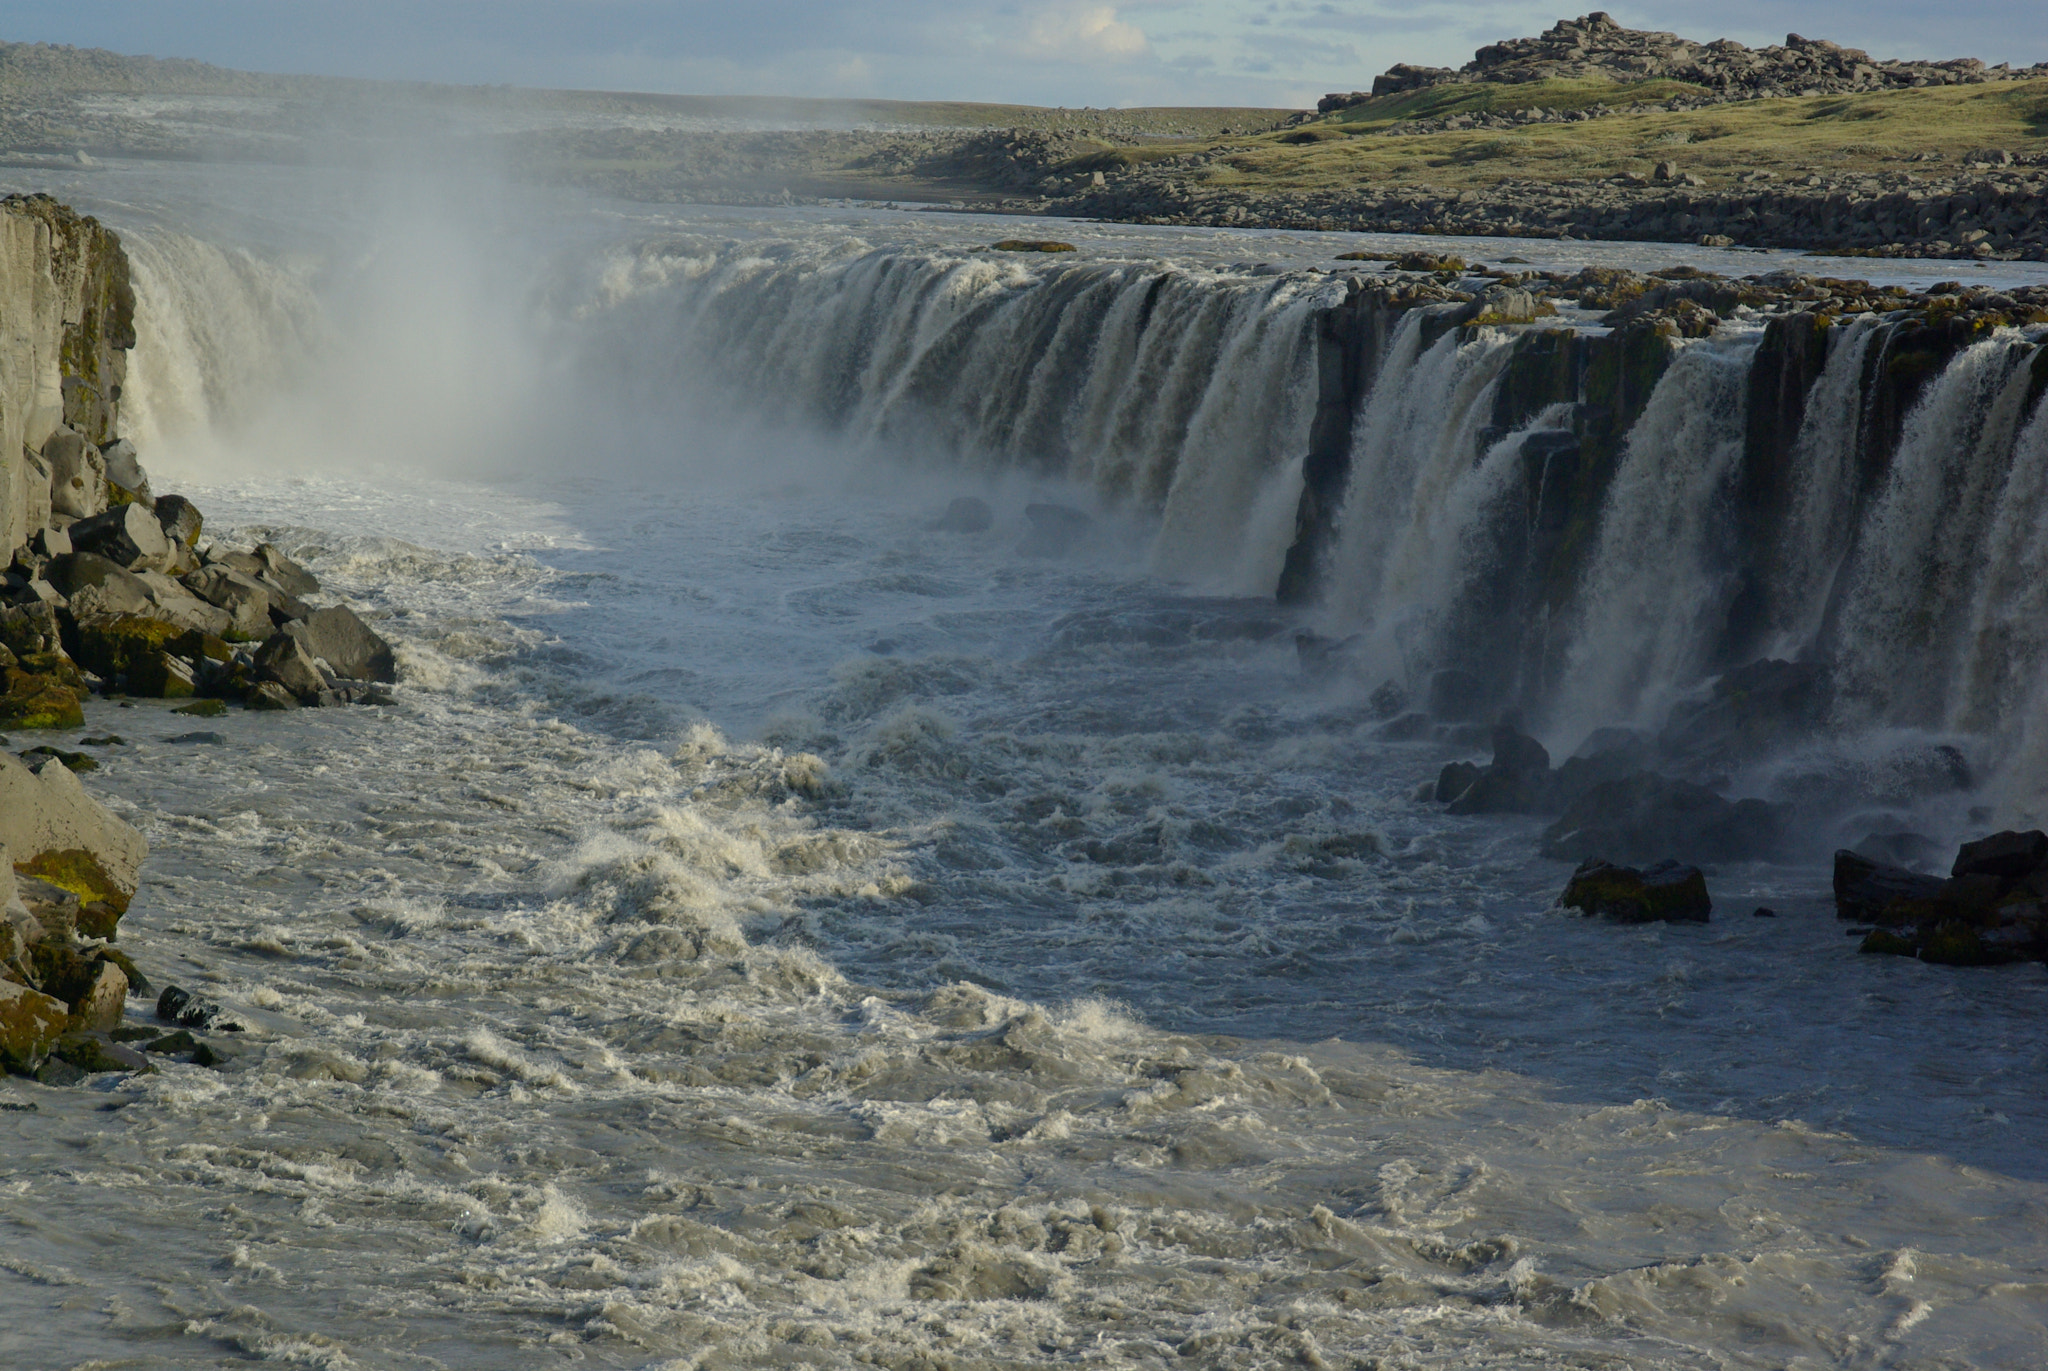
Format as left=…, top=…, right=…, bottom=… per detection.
left=33, top=1055, right=86, bottom=1086
left=1489, top=719, right=1549, bottom=774
left=1542, top=771, right=1786, bottom=864
left=1018, top=503, right=1094, bottom=557
left=156, top=985, right=229, bottom=1030
left=165, top=731, right=226, bottom=745
left=1752, top=907, right=1777, bottom=917
left=152, top=494, right=203, bottom=548
left=1852, top=830, right=1944, bottom=872
left=246, top=681, right=299, bottom=711
left=173, top=698, right=227, bottom=717
left=1426, top=668, right=1487, bottom=722
left=53, top=1032, right=149, bottom=1074
left=932, top=496, right=994, bottom=532
left=1443, top=724, right=1560, bottom=815
left=1951, top=829, right=2048, bottom=882
left=1555, top=728, right=1654, bottom=803
left=143, top=1028, right=200, bottom=1054
left=18, top=745, right=93, bottom=772
left=1435, top=760, right=1482, bottom=806
left=285, top=605, right=396, bottom=684
left=1560, top=857, right=1712, bottom=923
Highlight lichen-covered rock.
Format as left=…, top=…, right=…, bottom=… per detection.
left=0, top=658, right=84, bottom=728
left=42, top=428, right=107, bottom=520
left=0, top=979, right=68, bottom=1073
left=1560, top=858, right=1712, bottom=923
left=0, top=752, right=147, bottom=917
left=152, top=493, right=202, bottom=548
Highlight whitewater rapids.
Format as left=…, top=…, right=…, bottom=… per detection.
left=0, top=159, right=2045, bottom=1369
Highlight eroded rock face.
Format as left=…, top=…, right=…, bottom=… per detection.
left=0, top=194, right=134, bottom=554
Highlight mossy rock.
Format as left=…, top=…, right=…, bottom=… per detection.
left=70, top=615, right=183, bottom=679
left=1918, top=920, right=2019, bottom=967
left=0, top=668, right=85, bottom=729
left=126, top=651, right=195, bottom=699
left=1858, top=927, right=1920, bottom=956
left=16, top=847, right=131, bottom=917
left=18, top=745, right=95, bottom=773
left=990, top=240, right=1077, bottom=252
left=173, top=698, right=227, bottom=718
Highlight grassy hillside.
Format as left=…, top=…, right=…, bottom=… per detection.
left=1160, top=79, right=2048, bottom=195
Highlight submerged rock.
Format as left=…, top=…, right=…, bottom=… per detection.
left=931, top=496, right=994, bottom=533
left=1018, top=503, right=1093, bottom=557
left=1560, top=858, right=1712, bottom=923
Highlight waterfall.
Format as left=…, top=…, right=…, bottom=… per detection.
left=114, top=225, right=2048, bottom=817
left=1319, top=314, right=1520, bottom=633
left=1549, top=335, right=1758, bottom=738
left=1757, top=313, right=1886, bottom=659
left=121, top=231, right=330, bottom=464
left=578, top=241, right=1335, bottom=593
left=1830, top=335, right=2040, bottom=728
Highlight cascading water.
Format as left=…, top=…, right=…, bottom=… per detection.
left=1548, top=335, right=1758, bottom=739
left=576, top=240, right=1335, bottom=593
left=1830, top=334, right=2042, bottom=728
left=1754, top=313, right=1886, bottom=660
left=1319, top=314, right=1520, bottom=634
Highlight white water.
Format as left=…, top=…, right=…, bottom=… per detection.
left=1552, top=337, right=1759, bottom=739
left=1759, top=313, right=1887, bottom=660
left=3, top=159, right=2048, bottom=1368
left=1832, top=336, right=2042, bottom=729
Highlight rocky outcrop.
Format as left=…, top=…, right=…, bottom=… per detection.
left=1838, top=832, right=2048, bottom=965
left=1323, top=13, right=2043, bottom=110
left=0, top=194, right=402, bottom=1085
left=0, top=194, right=134, bottom=557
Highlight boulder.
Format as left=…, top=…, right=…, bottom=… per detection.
left=0, top=979, right=69, bottom=1073
left=67, top=503, right=171, bottom=572
left=43, top=429, right=107, bottom=521
left=67, top=612, right=183, bottom=682
left=0, top=751, right=147, bottom=917
left=255, top=544, right=319, bottom=597
left=0, top=656, right=84, bottom=729
left=1554, top=727, right=1652, bottom=803
left=45, top=550, right=152, bottom=608
left=1489, top=719, right=1549, bottom=773
left=283, top=604, right=396, bottom=684
left=1368, top=679, right=1409, bottom=719
left=246, top=681, right=299, bottom=711
left=1560, top=858, right=1712, bottom=923
left=98, top=439, right=150, bottom=504
left=1952, top=829, right=2048, bottom=882
left=182, top=565, right=273, bottom=641
left=130, top=574, right=235, bottom=640
left=254, top=631, right=325, bottom=700
left=1834, top=849, right=1947, bottom=924
left=932, top=496, right=993, bottom=533
left=66, top=960, right=127, bottom=1031
left=1541, top=771, right=1786, bottom=864
left=154, top=494, right=203, bottom=548
left=1436, top=760, right=1482, bottom=805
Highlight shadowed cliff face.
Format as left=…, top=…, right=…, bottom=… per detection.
left=0, top=193, right=133, bottom=552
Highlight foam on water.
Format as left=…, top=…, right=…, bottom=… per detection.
left=2, top=160, right=2047, bottom=1368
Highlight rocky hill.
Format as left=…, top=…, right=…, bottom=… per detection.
left=1327, top=12, right=2048, bottom=111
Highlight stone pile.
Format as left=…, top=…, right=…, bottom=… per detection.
left=1321, top=12, right=2045, bottom=110
left=1837, top=832, right=2048, bottom=965
left=4, top=431, right=397, bottom=725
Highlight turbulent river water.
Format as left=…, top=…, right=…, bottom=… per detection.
left=3, top=158, right=2048, bottom=1370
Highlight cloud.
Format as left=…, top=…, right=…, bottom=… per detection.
left=1017, top=5, right=1152, bottom=63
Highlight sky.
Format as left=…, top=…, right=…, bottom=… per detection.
left=8, top=2, right=2045, bottom=110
